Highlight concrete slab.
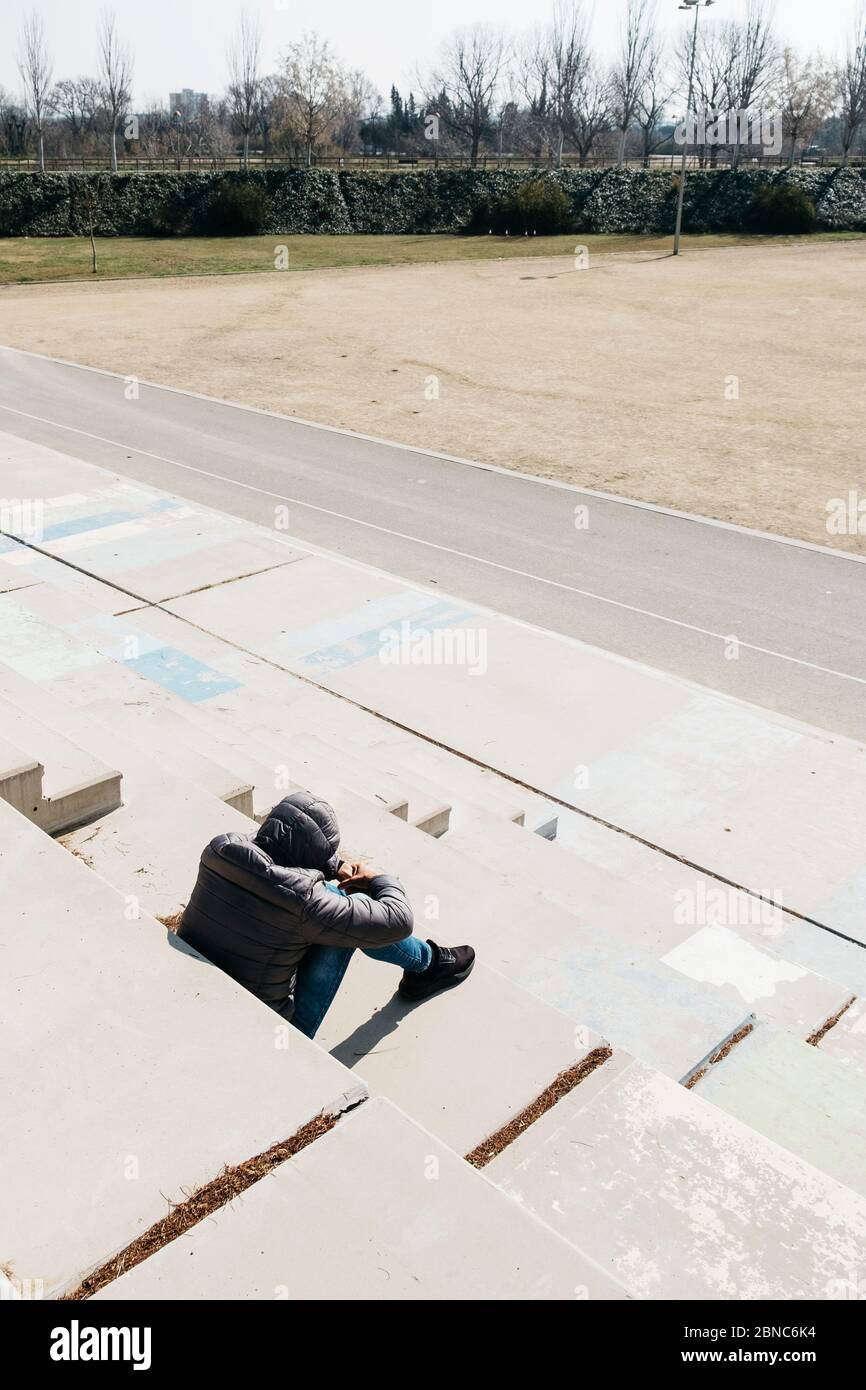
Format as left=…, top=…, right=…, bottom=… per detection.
left=95, top=1097, right=627, bottom=1301
left=691, top=1022, right=866, bottom=1196
left=316, top=951, right=603, bottom=1156
left=0, top=441, right=302, bottom=602
left=818, top=997, right=866, bottom=1076
left=444, top=813, right=849, bottom=1043
left=0, top=798, right=366, bottom=1297
left=487, top=1051, right=866, bottom=1300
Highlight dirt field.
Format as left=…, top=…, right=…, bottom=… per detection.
left=1, top=238, right=863, bottom=550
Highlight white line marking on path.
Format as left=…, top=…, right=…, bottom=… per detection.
left=1, top=400, right=864, bottom=689
left=2, top=341, right=864, bottom=565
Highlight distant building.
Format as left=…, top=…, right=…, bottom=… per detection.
left=169, top=89, right=208, bottom=119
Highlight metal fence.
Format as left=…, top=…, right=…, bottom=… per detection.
left=1, top=151, right=862, bottom=175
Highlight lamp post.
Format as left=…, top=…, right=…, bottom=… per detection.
left=673, top=0, right=716, bottom=256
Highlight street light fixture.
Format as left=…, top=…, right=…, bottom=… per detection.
left=673, top=0, right=717, bottom=256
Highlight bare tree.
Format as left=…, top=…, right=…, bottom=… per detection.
left=516, top=26, right=554, bottom=161
left=17, top=9, right=53, bottom=172
left=547, top=0, right=591, bottom=167
left=0, top=87, right=29, bottom=157
left=427, top=24, right=509, bottom=166
left=611, top=0, right=658, bottom=165
left=637, top=37, right=672, bottom=166
left=566, top=61, right=611, bottom=165
left=283, top=32, right=340, bottom=166
left=779, top=47, right=835, bottom=165
left=227, top=7, right=261, bottom=169
left=97, top=8, right=133, bottom=172
left=838, top=4, right=866, bottom=165
left=723, top=0, right=778, bottom=168
left=333, top=69, right=378, bottom=156
left=675, top=17, right=736, bottom=166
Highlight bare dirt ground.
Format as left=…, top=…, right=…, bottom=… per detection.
left=1, top=238, right=863, bottom=550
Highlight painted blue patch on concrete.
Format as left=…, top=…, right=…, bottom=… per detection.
left=66, top=613, right=166, bottom=662
left=40, top=497, right=184, bottom=543
left=297, top=597, right=479, bottom=672
left=41, top=508, right=149, bottom=542
left=278, top=589, right=456, bottom=659
left=0, top=535, right=22, bottom=555
left=125, top=647, right=242, bottom=702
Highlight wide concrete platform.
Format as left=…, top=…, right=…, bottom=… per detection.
left=0, top=797, right=365, bottom=1298
left=486, top=1051, right=866, bottom=1300
left=95, top=1097, right=628, bottom=1301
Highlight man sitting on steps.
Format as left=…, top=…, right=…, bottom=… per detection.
left=179, top=790, right=475, bottom=1039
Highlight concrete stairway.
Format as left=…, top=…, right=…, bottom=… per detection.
left=484, top=1049, right=866, bottom=1300
left=94, top=1098, right=627, bottom=1302
left=0, top=704, right=121, bottom=834
left=0, top=584, right=827, bottom=1086
left=0, top=587, right=453, bottom=833
left=0, top=797, right=365, bottom=1299
left=4, top=447, right=866, bottom=1302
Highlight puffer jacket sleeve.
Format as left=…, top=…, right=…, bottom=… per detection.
left=302, top=873, right=414, bottom=949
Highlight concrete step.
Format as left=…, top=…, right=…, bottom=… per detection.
left=0, top=592, right=256, bottom=812
left=313, top=717, right=559, bottom=834
left=444, top=812, right=855, bottom=1042
left=282, top=732, right=450, bottom=835
left=689, top=1021, right=866, bottom=1197
left=0, top=704, right=121, bottom=835
left=0, top=659, right=253, bottom=815
left=94, top=1096, right=628, bottom=1301
left=0, top=796, right=366, bottom=1298
left=54, top=761, right=606, bottom=1156
left=304, top=789, right=752, bottom=1085
left=301, top=724, right=559, bottom=836
left=484, top=1049, right=866, bottom=1300
left=24, top=584, right=553, bottom=834
left=817, top=998, right=866, bottom=1077
left=0, top=586, right=455, bottom=830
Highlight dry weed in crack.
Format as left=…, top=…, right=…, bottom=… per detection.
left=60, top=1111, right=340, bottom=1301
left=465, top=1045, right=613, bottom=1169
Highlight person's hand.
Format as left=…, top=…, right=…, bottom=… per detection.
left=338, top=861, right=382, bottom=894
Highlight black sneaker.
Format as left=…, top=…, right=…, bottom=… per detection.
left=398, top=940, right=475, bottom=1001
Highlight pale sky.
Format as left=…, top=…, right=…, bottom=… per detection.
left=0, top=0, right=858, bottom=110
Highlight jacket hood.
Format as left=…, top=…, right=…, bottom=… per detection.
left=253, top=792, right=341, bottom=874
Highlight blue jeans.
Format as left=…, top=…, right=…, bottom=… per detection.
left=291, top=931, right=433, bottom=1040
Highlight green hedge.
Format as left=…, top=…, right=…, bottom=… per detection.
left=1, top=167, right=865, bottom=237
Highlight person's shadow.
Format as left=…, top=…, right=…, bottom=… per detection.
left=328, top=992, right=418, bottom=1068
